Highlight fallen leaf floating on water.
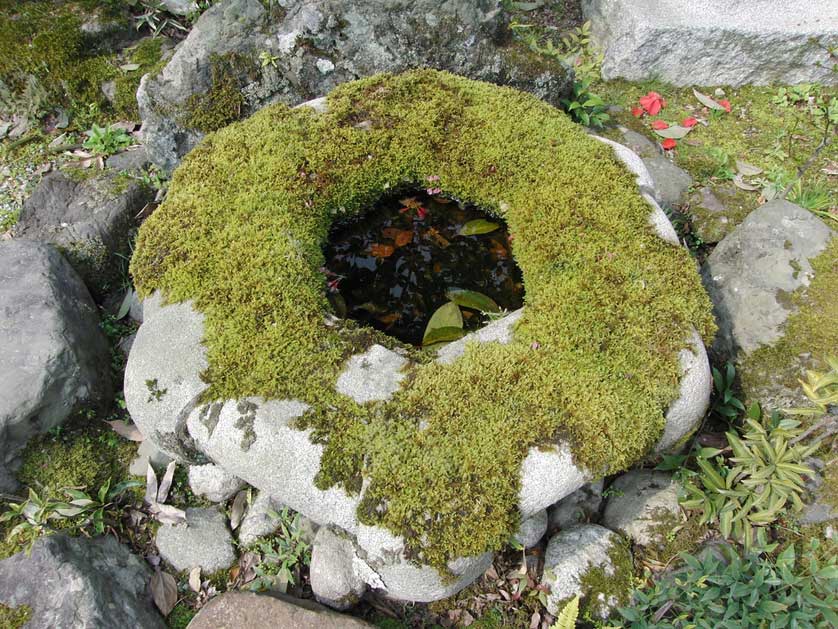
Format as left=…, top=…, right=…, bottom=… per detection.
left=422, top=326, right=466, bottom=346
left=459, top=218, right=500, bottom=236
left=382, top=228, right=413, bottom=247
left=423, top=301, right=463, bottom=345
left=446, top=288, right=500, bottom=313
left=369, top=243, right=395, bottom=259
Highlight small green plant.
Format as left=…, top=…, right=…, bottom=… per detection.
left=560, top=80, right=610, bottom=128
left=0, top=479, right=141, bottom=552
left=787, top=357, right=838, bottom=419
left=680, top=409, right=818, bottom=553
left=258, top=50, right=279, bottom=68
left=551, top=595, right=579, bottom=629
left=706, top=147, right=736, bottom=180
left=788, top=179, right=836, bottom=223
left=129, top=0, right=189, bottom=37
left=248, top=508, right=312, bottom=593
left=710, top=362, right=745, bottom=422
left=619, top=541, right=838, bottom=628
left=82, top=124, right=133, bottom=156
left=511, top=20, right=603, bottom=84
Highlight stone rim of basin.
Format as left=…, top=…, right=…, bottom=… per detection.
left=125, top=71, right=712, bottom=604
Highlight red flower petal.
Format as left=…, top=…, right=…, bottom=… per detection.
left=651, top=120, right=669, bottom=130
left=631, top=106, right=644, bottom=117
left=661, top=138, right=677, bottom=150
left=718, top=99, right=731, bottom=113
left=681, top=117, right=698, bottom=128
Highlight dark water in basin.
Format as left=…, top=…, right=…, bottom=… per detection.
left=323, top=190, right=524, bottom=346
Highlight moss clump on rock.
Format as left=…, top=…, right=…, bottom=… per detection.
left=131, top=70, right=714, bottom=570
left=741, top=236, right=838, bottom=403
left=181, top=53, right=250, bottom=133
left=576, top=537, right=634, bottom=621
left=0, top=603, right=31, bottom=629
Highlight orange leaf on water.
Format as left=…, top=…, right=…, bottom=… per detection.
left=369, top=243, right=394, bottom=258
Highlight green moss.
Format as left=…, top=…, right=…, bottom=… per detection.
left=181, top=53, right=251, bottom=133
left=577, top=536, right=634, bottom=621
left=131, top=70, right=715, bottom=572
left=633, top=511, right=707, bottom=570
left=0, top=603, right=31, bottom=629
left=741, top=236, right=838, bottom=403
left=0, top=1, right=118, bottom=118
left=167, top=603, right=196, bottom=629
left=114, top=38, right=165, bottom=120
left=17, top=418, right=136, bottom=497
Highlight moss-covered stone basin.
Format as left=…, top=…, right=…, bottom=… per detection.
left=125, top=70, right=714, bottom=602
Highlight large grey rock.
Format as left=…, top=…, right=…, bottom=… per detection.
left=310, top=528, right=367, bottom=610
left=155, top=507, right=236, bottom=572
left=138, top=0, right=571, bottom=171
left=642, top=156, right=692, bottom=209
left=13, top=168, right=153, bottom=298
left=541, top=525, right=631, bottom=620
left=548, top=479, right=604, bottom=532
left=186, top=591, right=374, bottom=628
left=188, top=462, right=246, bottom=502
left=582, top=0, right=838, bottom=86
left=601, top=470, right=681, bottom=547
left=0, top=534, right=165, bottom=629
left=125, top=133, right=711, bottom=603
left=513, top=509, right=548, bottom=548
left=701, top=200, right=834, bottom=359
left=0, top=241, right=111, bottom=489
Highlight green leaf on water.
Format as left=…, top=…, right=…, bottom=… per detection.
left=422, top=301, right=463, bottom=345
left=422, top=326, right=466, bottom=347
left=459, top=218, right=499, bottom=236
left=445, top=288, right=500, bottom=313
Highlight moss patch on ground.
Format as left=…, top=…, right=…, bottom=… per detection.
left=114, top=38, right=165, bottom=120
left=131, top=69, right=714, bottom=570
left=17, top=416, right=136, bottom=498
left=0, top=0, right=123, bottom=118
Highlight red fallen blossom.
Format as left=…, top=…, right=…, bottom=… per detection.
left=661, top=138, right=677, bottom=150
left=638, top=91, right=666, bottom=116
left=326, top=278, right=340, bottom=291
left=718, top=99, right=732, bottom=113
left=416, top=206, right=428, bottom=220
left=651, top=120, right=669, bottom=130
left=682, top=116, right=698, bottom=128
left=631, top=106, right=644, bottom=117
